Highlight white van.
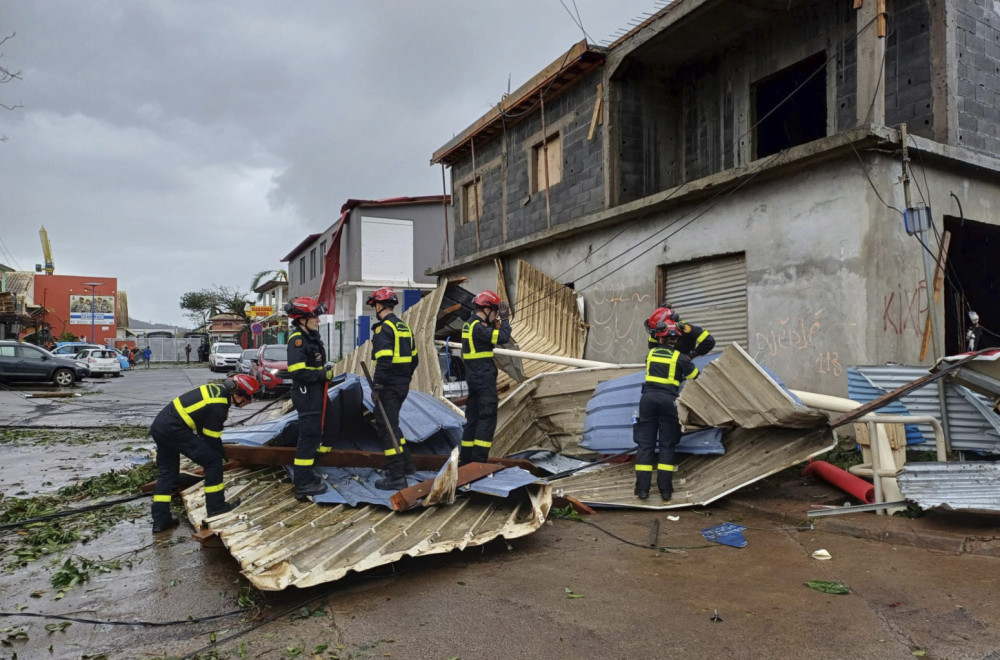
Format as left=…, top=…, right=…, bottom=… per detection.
left=209, top=342, right=243, bottom=372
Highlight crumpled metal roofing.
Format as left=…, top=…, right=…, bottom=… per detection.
left=181, top=467, right=552, bottom=590
left=848, top=364, right=1000, bottom=454
left=897, top=462, right=1000, bottom=513
left=676, top=343, right=825, bottom=430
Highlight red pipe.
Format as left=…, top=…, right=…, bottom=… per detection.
left=802, top=460, right=875, bottom=504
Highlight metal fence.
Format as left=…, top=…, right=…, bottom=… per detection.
left=130, top=337, right=203, bottom=363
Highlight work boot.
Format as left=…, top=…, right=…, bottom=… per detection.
left=657, top=470, right=674, bottom=502
left=295, top=480, right=327, bottom=501
left=152, top=516, right=179, bottom=533
left=402, top=449, right=416, bottom=475
left=659, top=489, right=673, bottom=501
left=374, top=455, right=408, bottom=491
left=374, top=473, right=408, bottom=491
left=634, top=488, right=649, bottom=500
left=206, top=497, right=241, bottom=518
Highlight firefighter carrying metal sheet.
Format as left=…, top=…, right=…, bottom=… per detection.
left=460, top=290, right=511, bottom=465
left=284, top=296, right=337, bottom=500
left=368, top=287, right=418, bottom=491
left=645, top=306, right=716, bottom=358
left=149, top=374, right=259, bottom=532
left=634, top=316, right=699, bottom=501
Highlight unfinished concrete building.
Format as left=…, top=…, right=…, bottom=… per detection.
left=430, top=0, right=1000, bottom=396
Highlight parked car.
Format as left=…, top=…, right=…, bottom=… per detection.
left=55, top=342, right=131, bottom=371
left=74, top=348, right=123, bottom=378
left=250, top=343, right=290, bottom=395
left=237, top=348, right=258, bottom=375
left=0, top=340, right=89, bottom=386
left=208, top=342, right=243, bottom=372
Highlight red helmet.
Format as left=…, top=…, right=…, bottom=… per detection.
left=366, top=287, right=398, bottom=307
left=653, top=319, right=682, bottom=340
left=230, top=374, right=260, bottom=398
left=645, top=307, right=678, bottom=335
left=284, top=297, right=326, bottom=319
left=472, top=290, right=501, bottom=309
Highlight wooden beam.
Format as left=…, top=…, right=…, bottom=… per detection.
left=587, top=83, right=603, bottom=141
left=390, top=462, right=505, bottom=511
left=920, top=230, right=952, bottom=362
left=552, top=494, right=596, bottom=516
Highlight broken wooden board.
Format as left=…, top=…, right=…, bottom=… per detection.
left=391, top=462, right=505, bottom=511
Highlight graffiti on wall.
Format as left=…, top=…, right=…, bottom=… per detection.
left=882, top=280, right=928, bottom=336
left=754, top=309, right=841, bottom=377
left=589, top=281, right=652, bottom=358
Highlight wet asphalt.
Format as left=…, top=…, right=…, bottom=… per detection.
left=1, top=366, right=999, bottom=659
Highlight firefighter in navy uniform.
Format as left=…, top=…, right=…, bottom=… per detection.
left=460, top=291, right=511, bottom=465
left=368, top=287, right=419, bottom=490
left=285, top=296, right=336, bottom=499
left=634, top=317, right=699, bottom=501
left=645, top=306, right=715, bottom=358
left=149, top=374, right=259, bottom=532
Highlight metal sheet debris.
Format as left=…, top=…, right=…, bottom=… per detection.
left=701, top=523, right=748, bottom=548
left=459, top=467, right=540, bottom=498
left=181, top=467, right=552, bottom=591
left=897, top=462, right=1000, bottom=513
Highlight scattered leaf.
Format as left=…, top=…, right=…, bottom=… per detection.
left=805, top=580, right=850, bottom=595
left=44, top=622, right=71, bottom=633
left=456, top=581, right=466, bottom=586
left=913, top=651, right=926, bottom=657
left=564, top=587, right=585, bottom=599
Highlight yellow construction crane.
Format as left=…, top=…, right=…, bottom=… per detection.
left=38, top=226, right=54, bottom=275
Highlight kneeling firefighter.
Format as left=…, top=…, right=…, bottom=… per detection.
left=634, top=317, right=699, bottom=501
left=285, top=296, right=337, bottom=499
left=150, top=374, right=259, bottom=532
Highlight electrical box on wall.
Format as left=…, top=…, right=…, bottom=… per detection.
left=904, top=204, right=931, bottom=235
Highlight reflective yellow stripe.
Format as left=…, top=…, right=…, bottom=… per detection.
left=688, top=367, right=699, bottom=380
left=373, top=349, right=393, bottom=359
left=153, top=494, right=172, bottom=502
left=294, top=458, right=314, bottom=466
left=204, top=483, right=225, bottom=493
left=203, top=428, right=222, bottom=439
left=288, top=362, right=322, bottom=372
left=491, top=328, right=499, bottom=343
left=462, top=319, right=494, bottom=360
left=696, top=330, right=710, bottom=343
left=384, top=447, right=400, bottom=456
left=316, top=446, right=331, bottom=454
left=657, top=464, right=676, bottom=472
left=399, top=437, right=406, bottom=445
left=646, top=349, right=681, bottom=386
left=391, top=321, right=414, bottom=364
left=461, top=440, right=474, bottom=447
left=635, top=464, right=653, bottom=472
left=473, top=439, right=492, bottom=448
left=173, top=397, right=197, bottom=432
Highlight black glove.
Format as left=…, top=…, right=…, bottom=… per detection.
left=498, top=301, right=510, bottom=321
left=371, top=384, right=383, bottom=404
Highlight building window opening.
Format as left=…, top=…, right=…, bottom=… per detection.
left=320, top=240, right=327, bottom=273
left=310, top=248, right=317, bottom=280
left=531, top=133, right=563, bottom=193
left=299, top=256, right=306, bottom=284
left=462, top=176, right=483, bottom=225
left=753, top=51, right=827, bottom=159
left=943, top=215, right=1000, bottom=354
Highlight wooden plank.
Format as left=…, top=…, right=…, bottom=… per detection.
left=390, top=462, right=505, bottom=511
left=437, top=302, right=462, bottom=321
left=220, top=445, right=540, bottom=474
left=552, top=494, right=596, bottom=516
left=587, top=83, right=603, bottom=140
left=190, top=529, right=224, bottom=547
left=919, top=230, right=952, bottom=362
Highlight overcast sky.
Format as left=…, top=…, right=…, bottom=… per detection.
left=0, top=1, right=657, bottom=327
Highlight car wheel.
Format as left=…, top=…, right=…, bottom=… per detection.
left=113, top=372, right=122, bottom=378
left=53, top=369, right=75, bottom=387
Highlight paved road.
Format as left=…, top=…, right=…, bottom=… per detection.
left=2, top=369, right=999, bottom=659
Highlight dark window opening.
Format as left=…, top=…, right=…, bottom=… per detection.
left=753, top=52, right=828, bottom=159
left=943, top=216, right=1000, bottom=354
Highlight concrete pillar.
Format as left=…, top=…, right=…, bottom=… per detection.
left=929, top=0, right=958, bottom=144
left=856, top=1, right=886, bottom=126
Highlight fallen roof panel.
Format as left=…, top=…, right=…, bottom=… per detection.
left=181, top=467, right=552, bottom=590
left=897, top=462, right=1000, bottom=513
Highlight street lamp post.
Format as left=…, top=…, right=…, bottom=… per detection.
left=83, top=282, right=103, bottom=343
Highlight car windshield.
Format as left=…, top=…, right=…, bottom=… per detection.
left=217, top=345, right=242, bottom=354
left=262, top=346, right=287, bottom=360
left=241, top=350, right=257, bottom=359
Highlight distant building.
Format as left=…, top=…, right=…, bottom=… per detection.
left=32, top=274, right=118, bottom=344
left=209, top=313, right=246, bottom=345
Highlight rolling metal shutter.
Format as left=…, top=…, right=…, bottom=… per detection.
left=663, top=253, right=748, bottom=351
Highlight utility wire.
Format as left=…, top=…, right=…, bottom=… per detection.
left=0, top=493, right=151, bottom=531
left=0, top=608, right=248, bottom=628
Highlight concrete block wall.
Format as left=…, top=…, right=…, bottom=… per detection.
left=449, top=70, right=605, bottom=260
left=885, top=0, right=935, bottom=137
left=954, top=0, right=1000, bottom=155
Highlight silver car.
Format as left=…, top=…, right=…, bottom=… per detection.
left=237, top=348, right=258, bottom=375
left=75, top=348, right=123, bottom=377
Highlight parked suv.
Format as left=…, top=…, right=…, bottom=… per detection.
left=0, top=340, right=89, bottom=386
left=250, top=343, right=290, bottom=395
left=208, top=342, right=243, bottom=372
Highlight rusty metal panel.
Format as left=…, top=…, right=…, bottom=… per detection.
left=677, top=343, right=829, bottom=430
left=554, top=427, right=834, bottom=509
left=663, top=254, right=747, bottom=350
left=181, top=467, right=551, bottom=591
left=331, top=278, right=452, bottom=406
left=497, top=260, right=588, bottom=393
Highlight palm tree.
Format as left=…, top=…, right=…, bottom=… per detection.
left=250, top=269, right=288, bottom=302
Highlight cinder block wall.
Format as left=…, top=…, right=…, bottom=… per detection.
left=954, top=0, right=1000, bottom=154
left=885, top=0, right=935, bottom=136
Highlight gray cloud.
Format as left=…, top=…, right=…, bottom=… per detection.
left=1, top=1, right=653, bottom=326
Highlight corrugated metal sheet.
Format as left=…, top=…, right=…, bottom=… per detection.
left=897, top=462, right=1000, bottom=512
left=492, top=367, right=639, bottom=458
left=306, top=467, right=438, bottom=508
left=496, top=260, right=588, bottom=393
left=459, top=467, right=540, bottom=497
left=115, top=291, right=129, bottom=328
left=181, top=467, right=552, bottom=590
left=511, top=450, right=591, bottom=475
left=555, top=427, right=834, bottom=510
left=677, top=343, right=828, bottom=430
left=847, top=368, right=924, bottom=445
left=851, top=364, right=1000, bottom=454
left=1, top=271, right=34, bottom=298
left=663, top=254, right=747, bottom=350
